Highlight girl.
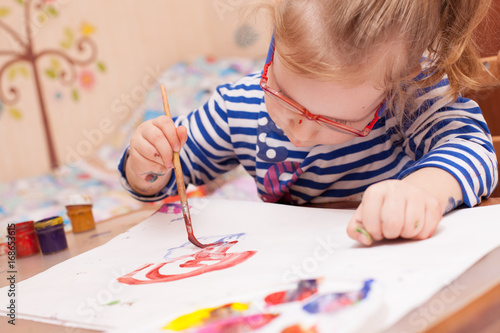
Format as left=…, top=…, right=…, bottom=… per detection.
left=119, top=0, right=498, bottom=245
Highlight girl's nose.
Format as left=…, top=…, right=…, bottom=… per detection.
left=287, top=115, right=317, bottom=140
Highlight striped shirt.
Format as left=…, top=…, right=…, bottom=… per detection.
left=119, top=72, right=498, bottom=207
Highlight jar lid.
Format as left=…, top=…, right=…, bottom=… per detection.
left=15, top=221, right=35, bottom=230
left=35, top=216, right=64, bottom=230
left=7, top=221, right=34, bottom=233
left=64, top=194, right=93, bottom=206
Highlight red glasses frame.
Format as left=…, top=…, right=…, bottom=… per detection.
left=260, top=35, right=386, bottom=137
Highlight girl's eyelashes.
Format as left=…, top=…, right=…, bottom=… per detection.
left=275, top=86, right=359, bottom=126
left=325, top=117, right=357, bottom=126
left=330, top=118, right=350, bottom=125
left=276, top=87, right=355, bottom=125
left=277, top=87, right=291, bottom=99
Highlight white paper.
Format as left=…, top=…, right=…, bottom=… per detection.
left=1, top=199, right=500, bottom=332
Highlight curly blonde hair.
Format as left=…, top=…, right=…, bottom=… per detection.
left=248, top=0, right=493, bottom=114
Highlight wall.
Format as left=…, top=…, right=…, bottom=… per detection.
left=1, top=0, right=498, bottom=183
left=475, top=0, right=500, bottom=57
left=0, top=0, right=268, bottom=182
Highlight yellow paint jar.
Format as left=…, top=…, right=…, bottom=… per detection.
left=65, top=194, right=96, bottom=233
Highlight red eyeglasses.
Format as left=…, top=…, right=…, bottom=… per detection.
left=260, top=34, right=386, bottom=137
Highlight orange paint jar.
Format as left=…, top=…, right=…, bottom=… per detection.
left=65, top=194, right=96, bottom=233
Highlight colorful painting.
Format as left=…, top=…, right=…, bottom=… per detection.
left=302, top=280, right=373, bottom=314
left=265, top=279, right=319, bottom=306
left=162, top=278, right=374, bottom=332
left=0, top=201, right=499, bottom=332
left=163, top=302, right=278, bottom=332
left=118, top=234, right=257, bottom=285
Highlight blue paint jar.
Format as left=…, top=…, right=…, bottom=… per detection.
left=34, top=216, right=68, bottom=255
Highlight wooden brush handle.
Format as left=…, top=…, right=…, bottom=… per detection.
left=172, top=152, right=187, bottom=203
left=160, top=84, right=188, bottom=203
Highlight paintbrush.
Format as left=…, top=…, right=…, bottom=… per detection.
left=160, top=84, right=213, bottom=248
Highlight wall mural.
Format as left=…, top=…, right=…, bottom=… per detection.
left=0, top=0, right=106, bottom=169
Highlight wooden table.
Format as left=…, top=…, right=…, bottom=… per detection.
left=1, top=198, right=499, bottom=332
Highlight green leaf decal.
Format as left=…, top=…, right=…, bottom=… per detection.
left=47, top=6, right=58, bottom=17
left=0, top=7, right=10, bottom=17
left=97, top=61, right=106, bottom=73
left=19, top=66, right=29, bottom=77
left=72, top=89, right=79, bottom=102
left=8, top=67, right=17, bottom=80
left=45, top=69, right=56, bottom=79
left=9, top=108, right=22, bottom=120
left=60, top=28, right=74, bottom=49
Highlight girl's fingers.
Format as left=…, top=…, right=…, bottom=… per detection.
left=152, top=116, right=183, bottom=152
left=176, top=126, right=188, bottom=146
left=415, top=199, right=443, bottom=240
left=348, top=180, right=444, bottom=245
left=347, top=205, right=361, bottom=237
left=347, top=205, right=373, bottom=246
left=359, top=186, right=385, bottom=241
left=131, top=117, right=186, bottom=171
left=141, top=124, right=175, bottom=168
left=130, top=135, right=164, bottom=166
left=380, top=192, right=406, bottom=239
left=128, top=146, right=168, bottom=178
left=401, top=194, right=426, bottom=238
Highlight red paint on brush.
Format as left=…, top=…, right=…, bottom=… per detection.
left=183, top=212, right=218, bottom=248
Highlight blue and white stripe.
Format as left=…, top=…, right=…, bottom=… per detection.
left=119, top=72, right=498, bottom=207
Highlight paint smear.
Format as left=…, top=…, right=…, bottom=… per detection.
left=281, top=324, right=319, bottom=333
left=265, top=279, right=319, bottom=305
left=193, top=313, right=278, bottom=333
left=89, top=231, right=111, bottom=238
left=163, top=302, right=249, bottom=331
left=302, top=279, right=373, bottom=314
left=105, top=300, right=135, bottom=306
left=158, top=203, right=183, bottom=215
left=117, top=241, right=256, bottom=285
left=143, top=172, right=165, bottom=183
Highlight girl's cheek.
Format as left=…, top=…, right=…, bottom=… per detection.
left=265, top=98, right=290, bottom=119
left=264, top=99, right=283, bottom=121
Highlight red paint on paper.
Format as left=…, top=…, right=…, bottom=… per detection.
left=117, top=241, right=256, bottom=285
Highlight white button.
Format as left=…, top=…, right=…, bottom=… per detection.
left=258, top=117, right=268, bottom=126
left=266, top=149, right=276, bottom=159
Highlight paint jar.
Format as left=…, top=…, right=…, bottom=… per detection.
left=8, top=221, right=40, bottom=258
left=65, top=194, right=96, bottom=233
left=34, top=216, right=68, bottom=255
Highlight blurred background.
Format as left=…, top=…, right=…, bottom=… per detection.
left=0, top=0, right=269, bottom=181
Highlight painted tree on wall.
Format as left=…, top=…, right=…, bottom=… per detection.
left=0, top=0, right=106, bottom=169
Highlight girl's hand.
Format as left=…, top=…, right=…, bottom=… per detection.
left=346, top=179, right=443, bottom=245
left=125, top=116, right=187, bottom=196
